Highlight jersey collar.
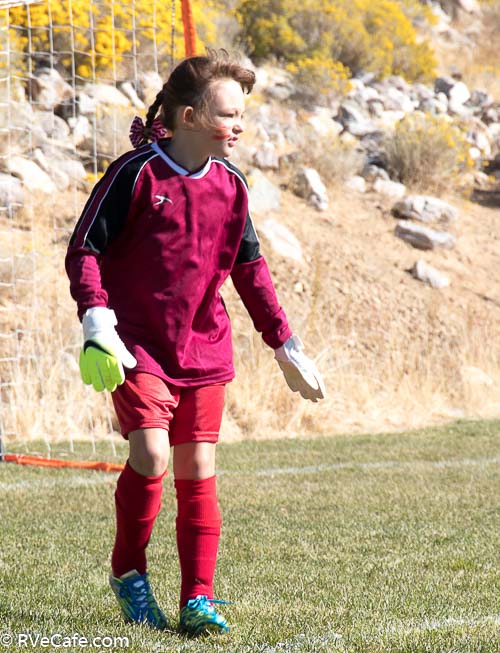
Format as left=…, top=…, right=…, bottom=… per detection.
left=151, top=141, right=212, bottom=178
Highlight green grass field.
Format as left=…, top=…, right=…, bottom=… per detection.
left=0, top=420, right=498, bottom=652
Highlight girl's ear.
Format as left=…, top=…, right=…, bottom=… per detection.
left=180, top=105, right=196, bottom=128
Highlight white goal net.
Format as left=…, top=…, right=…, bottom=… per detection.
left=0, top=0, right=182, bottom=460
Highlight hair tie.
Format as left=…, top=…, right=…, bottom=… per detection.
left=129, top=116, right=169, bottom=148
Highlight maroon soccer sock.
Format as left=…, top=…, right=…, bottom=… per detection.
left=111, top=460, right=165, bottom=578
left=175, top=475, right=222, bottom=608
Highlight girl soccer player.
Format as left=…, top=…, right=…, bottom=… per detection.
left=66, top=50, right=325, bottom=636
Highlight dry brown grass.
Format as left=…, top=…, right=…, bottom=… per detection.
left=1, top=176, right=499, bottom=452
left=221, top=185, right=500, bottom=440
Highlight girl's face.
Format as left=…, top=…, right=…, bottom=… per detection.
left=200, top=78, right=246, bottom=158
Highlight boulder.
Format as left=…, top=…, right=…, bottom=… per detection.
left=411, top=259, right=450, bottom=289
left=247, top=169, right=281, bottom=214
left=457, top=0, right=480, bottom=13
left=373, top=178, right=406, bottom=200
left=7, top=156, right=57, bottom=193
left=83, top=83, right=130, bottom=107
left=137, top=71, right=164, bottom=106
left=344, top=176, right=366, bottom=193
left=32, top=148, right=70, bottom=191
left=0, top=174, right=24, bottom=210
left=258, top=219, right=303, bottom=263
left=395, top=221, right=456, bottom=250
left=68, top=115, right=92, bottom=147
left=392, top=195, right=458, bottom=225
left=35, top=111, right=70, bottom=141
left=27, top=68, right=74, bottom=111
left=293, top=167, right=329, bottom=211
left=253, top=141, right=279, bottom=170
left=120, top=82, right=146, bottom=110
left=336, top=101, right=377, bottom=137
left=361, top=164, right=390, bottom=183
left=449, top=81, right=471, bottom=106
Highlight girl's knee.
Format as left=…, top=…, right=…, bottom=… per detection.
left=173, top=442, right=216, bottom=480
left=128, top=429, right=170, bottom=477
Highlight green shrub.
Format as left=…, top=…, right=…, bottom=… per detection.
left=383, top=113, right=474, bottom=192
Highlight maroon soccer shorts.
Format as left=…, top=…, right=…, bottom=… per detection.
left=111, top=372, right=225, bottom=445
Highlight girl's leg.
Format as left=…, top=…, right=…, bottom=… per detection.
left=173, top=441, right=221, bottom=607
left=111, top=428, right=170, bottom=577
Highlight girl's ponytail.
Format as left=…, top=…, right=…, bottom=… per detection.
left=128, top=88, right=169, bottom=148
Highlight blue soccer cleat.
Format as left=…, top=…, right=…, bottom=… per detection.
left=179, top=594, right=230, bottom=636
left=109, top=570, right=169, bottom=629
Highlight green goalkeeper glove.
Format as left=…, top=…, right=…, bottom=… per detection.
left=274, top=335, right=326, bottom=402
left=79, top=307, right=137, bottom=392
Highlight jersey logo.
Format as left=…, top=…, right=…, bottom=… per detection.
left=153, top=194, right=173, bottom=206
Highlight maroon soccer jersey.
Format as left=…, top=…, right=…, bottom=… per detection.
left=66, top=141, right=292, bottom=386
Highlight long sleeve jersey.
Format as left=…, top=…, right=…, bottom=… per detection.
left=65, top=141, right=292, bottom=386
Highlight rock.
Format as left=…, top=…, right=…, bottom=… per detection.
left=347, top=82, right=381, bottom=106
left=305, top=109, right=343, bottom=138
left=253, top=141, right=279, bottom=170
left=27, top=67, right=74, bottom=110
left=448, top=99, right=473, bottom=117
left=361, top=164, right=390, bottom=183
left=258, top=219, right=303, bottom=263
left=461, top=365, right=493, bottom=386
left=468, top=147, right=482, bottom=161
left=383, top=86, right=415, bottom=113
left=76, top=90, right=99, bottom=115
left=7, top=156, right=57, bottom=193
left=344, top=176, right=366, bottom=193
left=482, top=106, right=500, bottom=125
left=457, top=0, right=480, bottom=13
left=83, top=83, right=130, bottom=107
left=34, top=111, right=70, bottom=141
left=373, top=178, right=406, bottom=200
left=376, top=110, right=406, bottom=130
left=337, top=101, right=377, bottom=137
left=395, top=221, right=456, bottom=250
left=434, top=76, right=455, bottom=97
left=68, top=115, right=92, bottom=147
left=449, top=81, right=471, bottom=106
left=412, top=83, right=434, bottom=103
left=464, top=117, right=493, bottom=158
left=468, top=90, right=493, bottom=109
left=411, top=259, right=450, bottom=289
left=265, top=83, right=294, bottom=102
left=120, top=82, right=146, bottom=110
left=0, top=174, right=24, bottom=210
left=247, top=169, right=281, bottom=214
left=50, top=157, right=87, bottom=185
left=32, top=148, right=70, bottom=191
left=392, top=195, right=458, bottom=225
left=293, top=167, right=329, bottom=211
left=137, top=71, right=163, bottom=106
left=419, top=97, right=448, bottom=115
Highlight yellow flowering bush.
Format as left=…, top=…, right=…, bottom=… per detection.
left=8, top=0, right=222, bottom=80
left=286, top=56, right=351, bottom=104
left=236, top=0, right=436, bottom=82
left=383, top=113, right=474, bottom=192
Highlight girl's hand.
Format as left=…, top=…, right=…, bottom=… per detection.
left=79, top=307, right=137, bottom=392
left=274, top=336, right=326, bottom=402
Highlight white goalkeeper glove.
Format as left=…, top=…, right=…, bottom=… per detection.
left=79, top=307, right=137, bottom=392
left=275, top=335, right=326, bottom=402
